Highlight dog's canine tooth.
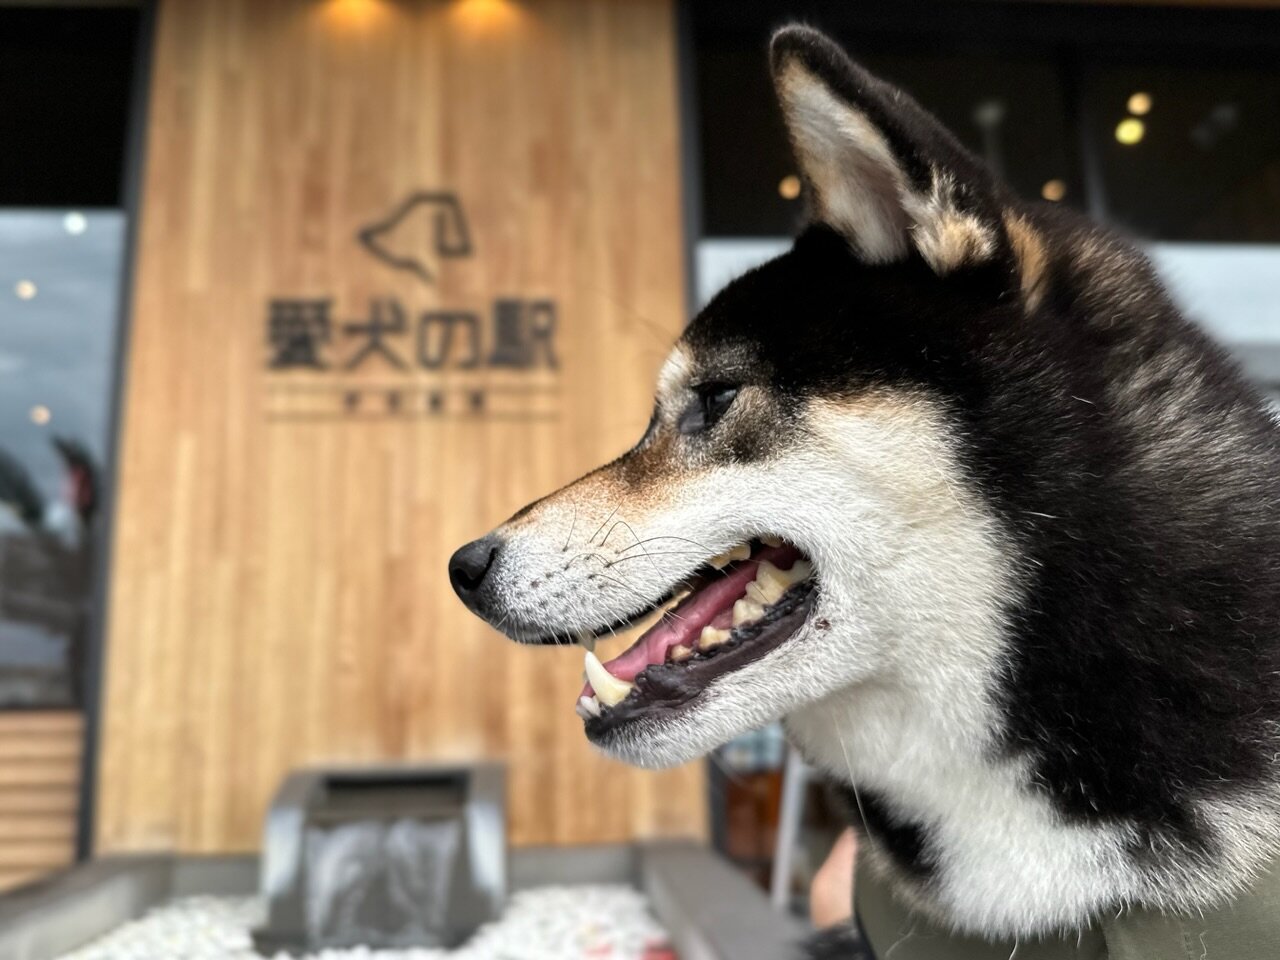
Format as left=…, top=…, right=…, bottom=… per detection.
left=584, top=651, right=634, bottom=707
left=760, top=535, right=784, bottom=547
left=577, top=630, right=597, bottom=654
left=671, top=643, right=694, bottom=662
left=732, top=598, right=765, bottom=627
left=576, top=695, right=602, bottom=720
left=699, top=627, right=731, bottom=651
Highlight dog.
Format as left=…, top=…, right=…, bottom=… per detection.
left=450, top=24, right=1280, bottom=953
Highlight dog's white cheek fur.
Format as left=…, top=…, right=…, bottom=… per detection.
left=605, top=395, right=1145, bottom=937
left=601, top=394, right=1015, bottom=763
left=486, top=393, right=1156, bottom=935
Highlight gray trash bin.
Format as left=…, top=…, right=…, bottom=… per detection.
left=252, top=763, right=506, bottom=953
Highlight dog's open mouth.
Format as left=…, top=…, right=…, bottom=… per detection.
left=574, top=538, right=818, bottom=731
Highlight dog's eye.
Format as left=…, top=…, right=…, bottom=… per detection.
left=678, top=383, right=740, bottom=436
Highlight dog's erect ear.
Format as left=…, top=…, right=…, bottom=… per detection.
left=771, top=25, right=1007, bottom=275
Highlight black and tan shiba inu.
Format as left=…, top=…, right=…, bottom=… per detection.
left=451, top=25, right=1280, bottom=957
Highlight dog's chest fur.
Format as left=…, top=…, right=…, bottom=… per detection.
left=787, top=686, right=1140, bottom=936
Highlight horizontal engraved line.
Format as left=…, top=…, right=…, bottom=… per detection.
left=265, top=411, right=560, bottom=423
left=265, top=382, right=561, bottom=394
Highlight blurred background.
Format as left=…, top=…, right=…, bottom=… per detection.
left=0, top=1, right=1278, bottom=957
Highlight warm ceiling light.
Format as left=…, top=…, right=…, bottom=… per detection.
left=30, top=405, right=51, bottom=426
left=14, top=280, right=37, bottom=300
left=63, top=212, right=87, bottom=235
left=322, top=0, right=388, bottom=30
left=1127, top=92, right=1153, bottom=116
left=1115, top=117, right=1145, bottom=146
left=450, top=0, right=522, bottom=35
left=1041, top=179, right=1067, bottom=202
left=778, top=174, right=802, bottom=200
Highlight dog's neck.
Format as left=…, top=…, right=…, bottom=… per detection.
left=785, top=675, right=1128, bottom=936
left=784, top=667, right=1275, bottom=939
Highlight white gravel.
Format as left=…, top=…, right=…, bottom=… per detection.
left=57, top=886, right=672, bottom=960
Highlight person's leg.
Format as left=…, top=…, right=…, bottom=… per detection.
left=804, top=829, right=873, bottom=959
left=810, top=828, right=857, bottom=928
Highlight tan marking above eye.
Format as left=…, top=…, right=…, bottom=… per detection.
left=655, top=342, right=694, bottom=408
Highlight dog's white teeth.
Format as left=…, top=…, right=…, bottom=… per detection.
left=709, top=543, right=751, bottom=569
left=732, top=598, right=765, bottom=627
left=670, top=643, right=694, bottom=662
left=734, top=558, right=816, bottom=628
left=752, top=563, right=783, bottom=601
left=757, top=558, right=813, bottom=597
left=750, top=561, right=790, bottom=605
left=760, top=535, right=784, bottom=547
left=789, top=558, right=814, bottom=582
left=699, top=627, right=731, bottom=651
left=576, top=695, right=602, bottom=720
left=584, top=651, right=634, bottom=707
left=577, top=630, right=597, bottom=654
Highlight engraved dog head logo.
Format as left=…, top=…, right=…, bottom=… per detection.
left=358, top=192, right=473, bottom=285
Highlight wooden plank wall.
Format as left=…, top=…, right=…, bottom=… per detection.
left=96, top=0, right=703, bottom=853
left=0, top=712, right=80, bottom=891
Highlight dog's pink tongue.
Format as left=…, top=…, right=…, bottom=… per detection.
left=581, top=543, right=801, bottom=697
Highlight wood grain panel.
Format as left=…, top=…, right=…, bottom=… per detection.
left=0, top=711, right=81, bottom=891
left=0, top=788, right=77, bottom=817
left=0, top=817, right=75, bottom=841
left=97, top=0, right=703, bottom=854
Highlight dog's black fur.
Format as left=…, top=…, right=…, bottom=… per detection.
left=736, top=25, right=1280, bottom=957
left=450, top=23, right=1280, bottom=957
left=713, top=214, right=1280, bottom=844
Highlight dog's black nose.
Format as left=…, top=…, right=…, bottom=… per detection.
left=449, top=536, right=500, bottom=599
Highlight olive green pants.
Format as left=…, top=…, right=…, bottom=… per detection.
left=856, top=857, right=1280, bottom=960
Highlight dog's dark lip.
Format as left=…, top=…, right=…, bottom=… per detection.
left=583, top=578, right=819, bottom=738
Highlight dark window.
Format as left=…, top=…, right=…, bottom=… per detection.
left=1082, top=61, right=1280, bottom=242
left=691, top=0, right=1280, bottom=242
left=0, top=7, right=139, bottom=207
left=0, top=7, right=140, bottom=708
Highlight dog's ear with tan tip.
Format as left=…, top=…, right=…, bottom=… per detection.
left=770, top=25, right=1010, bottom=276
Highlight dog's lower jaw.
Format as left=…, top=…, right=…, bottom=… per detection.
left=585, top=682, right=806, bottom=771
left=585, top=707, right=707, bottom=769
left=584, top=625, right=831, bottom=769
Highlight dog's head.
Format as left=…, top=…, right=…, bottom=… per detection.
left=449, top=26, right=1079, bottom=767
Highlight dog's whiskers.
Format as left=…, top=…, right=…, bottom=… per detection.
left=835, top=723, right=887, bottom=876
left=587, top=505, right=619, bottom=546
left=563, top=503, right=578, bottom=550
left=614, top=519, right=668, bottom=576
left=618, top=534, right=719, bottom=555
left=603, top=550, right=706, bottom=567
left=590, top=572, right=663, bottom=611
